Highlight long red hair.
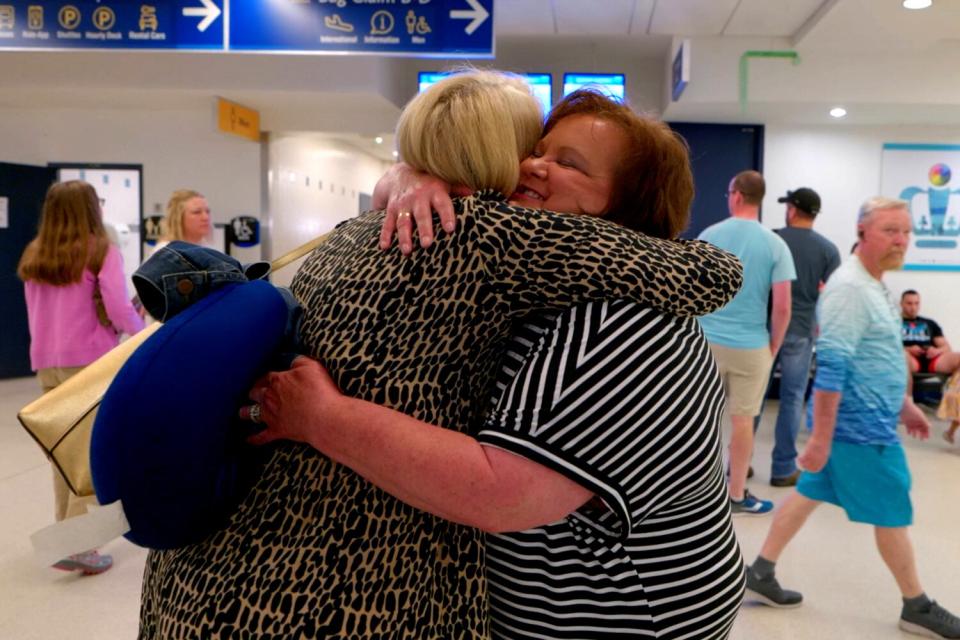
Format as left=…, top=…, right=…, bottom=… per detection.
left=17, top=180, right=110, bottom=285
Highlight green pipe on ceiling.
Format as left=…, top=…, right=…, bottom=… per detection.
left=739, top=50, right=800, bottom=114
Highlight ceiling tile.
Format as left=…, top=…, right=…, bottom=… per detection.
left=494, top=0, right=557, bottom=36
left=629, top=0, right=657, bottom=35
left=724, top=0, right=826, bottom=36
left=798, top=0, right=960, bottom=51
left=553, top=0, right=635, bottom=35
left=649, top=0, right=740, bottom=36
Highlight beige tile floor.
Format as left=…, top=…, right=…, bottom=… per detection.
left=1, top=374, right=958, bottom=639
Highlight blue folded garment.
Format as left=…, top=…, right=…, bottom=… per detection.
left=134, top=241, right=271, bottom=322
left=134, top=241, right=305, bottom=362
left=91, top=280, right=288, bottom=549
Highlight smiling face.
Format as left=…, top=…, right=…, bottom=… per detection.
left=181, top=196, right=211, bottom=243
left=509, top=114, right=628, bottom=217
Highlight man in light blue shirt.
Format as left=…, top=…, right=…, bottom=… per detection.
left=744, top=197, right=960, bottom=639
left=699, top=170, right=796, bottom=516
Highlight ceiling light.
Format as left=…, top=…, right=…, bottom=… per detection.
left=829, top=107, right=847, bottom=118
left=902, top=0, right=932, bottom=9
left=374, top=136, right=384, bottom=144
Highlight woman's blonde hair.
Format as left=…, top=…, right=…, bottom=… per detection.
left=17, top=180, right=110, bottom=285
left=161, top=189, right=204, bottom=242
left=396, top=69, right=543, bottom=197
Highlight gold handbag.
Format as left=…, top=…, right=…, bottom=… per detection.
left=16, top=233, right=329, bottom=497
left=18, top=323, right=162, bottom=496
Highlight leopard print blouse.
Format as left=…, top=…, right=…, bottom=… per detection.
left=139, top=191, right=742, bottom=639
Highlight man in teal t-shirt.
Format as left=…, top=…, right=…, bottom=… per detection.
left=744, top=197, right=960, bottom=640
left=698, top=170, right=796, bottom=516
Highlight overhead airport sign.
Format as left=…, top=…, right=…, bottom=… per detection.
left=231, top=0, right=493, bottom=57
left=0, top=0, right=494, bottom=57
left=0, top=1, right=225, bottom=50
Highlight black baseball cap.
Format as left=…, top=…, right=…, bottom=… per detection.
left=778, top=187, right=821, bottom=215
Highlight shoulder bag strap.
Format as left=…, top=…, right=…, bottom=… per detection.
left=270, top=231, right=332, bottom=273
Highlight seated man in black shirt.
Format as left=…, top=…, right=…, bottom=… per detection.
left=901, top=289, right=960, bottom=375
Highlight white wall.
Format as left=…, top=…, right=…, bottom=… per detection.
left=0, top=101, right=394, bottom=287
left=2, top=51, right=409, bottom=134
left=762, top=123, right=960, bottom=343
left=266, top=133, right=391, bottom=287
left=662, top=35, right=960, bottom=125
left=0, top=104, right=262, bottom=234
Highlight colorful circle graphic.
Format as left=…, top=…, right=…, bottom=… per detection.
left=929, top=163, right=951, bottom=187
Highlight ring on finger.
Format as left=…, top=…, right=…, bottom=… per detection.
left=248, top=403, right=263, bottom=424
left=397, top=210, right=412, bottom=219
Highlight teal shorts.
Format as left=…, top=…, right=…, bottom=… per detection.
left=796, top=441, right=913, bottom=527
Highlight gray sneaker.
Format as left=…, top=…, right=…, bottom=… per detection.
left=744, top=565, right=803, bottom=609
left=900, top=600, right=960, bottom=639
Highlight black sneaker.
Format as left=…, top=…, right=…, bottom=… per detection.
left=900, top=600, right=960, bottom=638
left=745, top=565, right=803, bottom=609
left=770, top=470, right=802, bottom=487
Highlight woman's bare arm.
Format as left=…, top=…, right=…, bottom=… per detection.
left=243, top=357, right=593, bottom=532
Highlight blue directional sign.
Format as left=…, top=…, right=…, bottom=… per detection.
left=0, top=1, right=224, bottom=50
left=0, top=0, right=492, bottom=56
left=230, top=0, right=493, bottom=57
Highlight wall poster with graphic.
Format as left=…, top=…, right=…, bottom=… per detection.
left=880, top=143, right=960, bottom=271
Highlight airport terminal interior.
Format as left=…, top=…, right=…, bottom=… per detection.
left=2, top=0, right=960, bottom=637
left=2, top=387, right=959, bottom=639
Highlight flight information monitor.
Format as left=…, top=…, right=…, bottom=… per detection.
left=418, top=71, right=553, bottom=115
left=562, top=73, right=626, bottom=102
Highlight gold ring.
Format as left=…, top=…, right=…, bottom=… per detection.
left=248, top=403, right=263, bottom=424
left=397, top=210, right=412, bottom=219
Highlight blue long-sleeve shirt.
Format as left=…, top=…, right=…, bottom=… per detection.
left=813, top=255, right=906, bottom=445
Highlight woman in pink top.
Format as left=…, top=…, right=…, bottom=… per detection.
left=17, top=180, right=145, bottom=575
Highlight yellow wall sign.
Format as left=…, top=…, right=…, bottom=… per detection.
left=217, top=98, right=260, bottom=143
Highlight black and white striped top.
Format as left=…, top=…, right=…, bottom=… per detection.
left=477, top=300, right=745, bottom=639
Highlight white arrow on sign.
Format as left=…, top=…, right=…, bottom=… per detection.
left=450, top=0, right=489, bottom=36
left=182, top=0, right=222, bottom=33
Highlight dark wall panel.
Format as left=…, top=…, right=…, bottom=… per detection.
left=0, top=162, right=57, bottom=378
left=668, top=123, right=765, bottom=239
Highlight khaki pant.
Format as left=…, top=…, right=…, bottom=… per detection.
left=708, top=343, right=774, bottom=418
left=37, top=366, right=99, bottom=522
